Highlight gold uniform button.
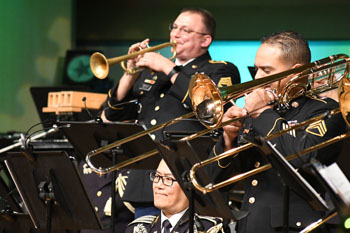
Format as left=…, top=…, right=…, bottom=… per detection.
left=150, top=134, right=156, bottom=140
left=153, top=75, right=158, bottom=80
left=296, top=222, right=302, bottom=227
left=97, top=191, right=102, bottom=197
left=160, top=93, right=165, bottom=98
left=150, top=119, right=157, bottom=125
left=291, top=101, right=299, bottom=108
left=249, top=197, right=255, bottom=204
left=140, top=91, right=144, bottom=95
left=154, top=106, right=160, bottom=111
left=251, top=179, right=258, bottom=186
left=192, top=65, right=197, bottom=69
left=95, top=206, right=98, bottom=212
left=254, top=161, right=261, bottom=168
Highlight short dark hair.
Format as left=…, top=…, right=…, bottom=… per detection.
left=261, top=31, right=311, bottom=65
left=180, top=7, right=216, bottom=39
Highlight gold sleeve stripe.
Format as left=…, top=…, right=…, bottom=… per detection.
left=213, top=145, right=231, bottom=168
left=266, top=117, right=285, bottom=136
left=209, top=60, right=227, bottom=65
left=107, top=89, right=125, bottom=110
left=108, top=100, right=124, bottom=110
left=181, top=89, right=189, bottom=103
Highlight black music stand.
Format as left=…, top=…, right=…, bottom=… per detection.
left=58, top=121, right=160, bottom=169
left=58, top=121, right=160, bottom=233
left=4, top=151, right=102, bottom=232
left=154, top=138, right=249, bottom=223
left=251, top=137, right=330, bottom=233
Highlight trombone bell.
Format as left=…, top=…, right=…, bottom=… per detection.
left=188, top=73, right=224, bottom=128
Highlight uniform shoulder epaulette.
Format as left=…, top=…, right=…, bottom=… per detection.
left=306, top=95, right=328, bottom=104
left=128, top=215, right=158, bottom=226
left=195, top=213, right=223, bottom=225
left=209, top=60, right=227, bottom=65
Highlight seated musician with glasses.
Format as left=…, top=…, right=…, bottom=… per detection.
left=101, top=7, right=240, bottom=218
left=206, top=31, right=346, bottom=233
left=125, top=159, right=224, bottom=233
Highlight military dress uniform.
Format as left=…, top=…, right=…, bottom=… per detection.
left=104, top=52, right=240, bottom=206
left=208, top=96, right=346, bottom=233
left=125, top=210, right=224, bottom=233
left=79, top=162, right=134, bottom=233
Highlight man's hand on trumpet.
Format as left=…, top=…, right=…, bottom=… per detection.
left=125, top=38, right=151, bottom=75
left=136, top=52, right=177, bottom=83
left=117, top=38, right=152, bottom=101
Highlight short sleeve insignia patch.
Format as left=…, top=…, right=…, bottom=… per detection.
left=133, top=224, right=148, bottom=233
left=209, top=60, right=227, bottom=65
left=306, top=120, right=327, bottom=137
left=282, top=122, right=296, bottom=138
left=218, top=77, right=232, bottom=87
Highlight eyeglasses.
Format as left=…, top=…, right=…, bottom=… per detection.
left=150, top=172, right=177, bottom=187
left=169, top=24, right=207, bottom=36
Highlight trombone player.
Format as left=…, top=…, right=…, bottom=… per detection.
left=101, top=8, right=241, bottom=218
left=207, top=31, right=346, bottom=233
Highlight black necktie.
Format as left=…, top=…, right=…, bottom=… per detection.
left=163, top=219, right=172, bottom=233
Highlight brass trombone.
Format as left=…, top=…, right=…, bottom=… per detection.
left=90, top=41, right=177, bottom=79
left=189, top=55, right=350, bottom=194
left=85, top=54, right=350, bottom=175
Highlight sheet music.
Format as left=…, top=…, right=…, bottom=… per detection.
left=317, top=162, right=350, bottom=206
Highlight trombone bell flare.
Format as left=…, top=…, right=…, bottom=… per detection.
left=338, top=65, right=350, bottom=128
left=188, top=73, right=224, bottom=129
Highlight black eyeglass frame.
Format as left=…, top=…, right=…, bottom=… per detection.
left=150, top=171, right=177, bottom=187
left=168, top=24, right=208, bottom=36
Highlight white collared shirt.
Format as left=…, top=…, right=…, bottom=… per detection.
left=161, top=208, right=188, bottom=233
left=175, top=58, right=194, bottom=67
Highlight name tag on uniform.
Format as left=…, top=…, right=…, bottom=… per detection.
left=139, top=83, right=152, bottom=91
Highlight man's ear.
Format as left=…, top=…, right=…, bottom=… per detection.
left=291, top=63, right=303, bottom=69
left=201, top=35, right=212, bottom=48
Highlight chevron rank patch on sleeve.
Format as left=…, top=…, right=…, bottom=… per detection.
left=306, top=120, right=327, bottom=137
left=217, top=77, right=232, bottom=87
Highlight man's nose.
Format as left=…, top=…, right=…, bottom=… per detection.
left=255, top=70, right=264, bottom=80
left=171, top=29, right=181, bottom=37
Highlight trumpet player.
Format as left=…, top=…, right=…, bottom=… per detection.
left=208, top=31, right=346, bottom=233
left=102, top=8, right=240, bottom=219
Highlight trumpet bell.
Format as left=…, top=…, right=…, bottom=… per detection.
left=90, top=52, right=109, bottom=79
left=189, top=73, right=224, bottom=128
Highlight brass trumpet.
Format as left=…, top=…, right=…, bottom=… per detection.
left=189, top=55, right=350, bottom=194
left=85, top=54, right=350, bottom=175
left=90, top=41, right=177, bottom=79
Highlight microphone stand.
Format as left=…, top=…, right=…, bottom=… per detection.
left=0, top=125, right=60, bottom=155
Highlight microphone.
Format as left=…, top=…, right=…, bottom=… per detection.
left=82, top=97, right=103, bottom=123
